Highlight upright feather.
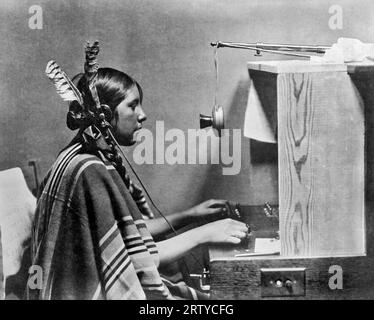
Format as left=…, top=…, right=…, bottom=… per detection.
left=45, top=60, right=83, bottom=105
left=84, top=41, right=101, bottom=112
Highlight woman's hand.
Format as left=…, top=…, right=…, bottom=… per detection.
left=146, top=199, right=229, bottom=238
left=156, top=218, right=249, bottom=266
left=198, top=218, right=248, bottom=244
left=185, top=199, right=228, bottom=221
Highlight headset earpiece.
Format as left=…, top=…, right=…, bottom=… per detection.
left=100, top=104, right=112, bottom=122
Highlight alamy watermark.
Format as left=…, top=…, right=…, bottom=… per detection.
left=328, top=5, right=343, bottom=30
left=28, top=5, right=43, bottom=30
left=328, top=265, right=343, bottom=290
left=132, top=121, right=242, bottom=176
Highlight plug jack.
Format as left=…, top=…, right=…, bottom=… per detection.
left=190, top=268, right=211, bottom=292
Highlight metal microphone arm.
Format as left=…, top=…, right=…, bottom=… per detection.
left=211, top=41, right=331, bottom=58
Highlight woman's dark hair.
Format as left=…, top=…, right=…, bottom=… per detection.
left=95, top=68, right=143, bottom=110
left=68, top=68, right=142, bottom=129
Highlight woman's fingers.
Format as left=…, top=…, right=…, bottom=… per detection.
left=207, top=207, right=226, bottom=214
left=226, top=236, right=242, bottom=244
left=223, top=220, right=248, bottom=244
left=231, top=230, right=247, bottom=239
left=207, top=199, right=228, bottom=208
left=228, top=218, right=248, bottom=231
left=200, top=218, right=249, bottom=244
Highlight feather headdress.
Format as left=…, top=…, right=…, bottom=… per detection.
left=45, top=41, right=104, bottom=130
left=84, top=41, right=101, bottom=113
left=45, top=60, right=83, bottom=106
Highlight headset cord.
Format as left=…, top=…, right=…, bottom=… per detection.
left=107, top=128, right=206, bottom=272
left=214, top=45, right=219, bottom=107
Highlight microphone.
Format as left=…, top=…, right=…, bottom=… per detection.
left=199, top=105, right=224, bottom=134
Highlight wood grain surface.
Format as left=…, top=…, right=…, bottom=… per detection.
left=277, top=72, right=365, bottom=257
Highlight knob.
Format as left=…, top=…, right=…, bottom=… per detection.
left=275, top=280, right=283, bottom=288
left=285, top=279, right=293, bottom=289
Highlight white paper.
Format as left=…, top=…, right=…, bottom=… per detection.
left=254, top=238, right=280, bottom=254
left=310, top=37, right=374, bottom=63
left=0, top=168, right=36, bottom=278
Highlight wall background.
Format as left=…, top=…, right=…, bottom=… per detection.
left=1, top=0, right=373, bottom=215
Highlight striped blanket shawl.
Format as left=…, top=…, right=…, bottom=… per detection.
left=27, top=140, right=178, bottom=299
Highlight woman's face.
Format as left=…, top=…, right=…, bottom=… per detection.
left=111, top=85, right=147, bottom=146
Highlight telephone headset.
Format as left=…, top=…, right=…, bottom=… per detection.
left=99, top=103, right=112, bottom=123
